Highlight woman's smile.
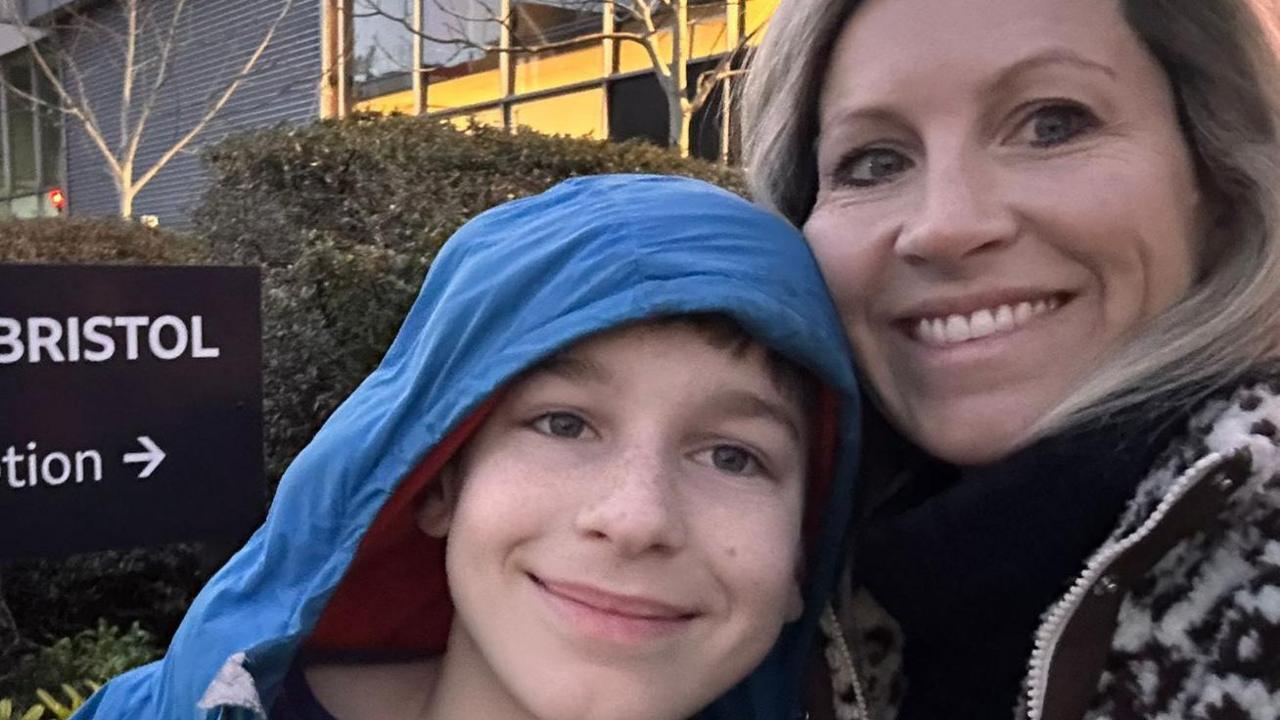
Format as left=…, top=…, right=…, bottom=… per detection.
left=897, top=290, right=1072, bottom=347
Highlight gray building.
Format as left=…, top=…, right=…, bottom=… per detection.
left=0, top=0, right=323, bottom=227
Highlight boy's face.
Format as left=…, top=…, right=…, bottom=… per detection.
left=421, top=323, right=810, bottom=720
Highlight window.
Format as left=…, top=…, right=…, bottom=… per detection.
left=332, top=0, right=763, bottom=161
left=352, top=0, right=417, bottom=99
left=0, top=49, right=62, bottom=218
left=509, top=86, right=604, bottom=137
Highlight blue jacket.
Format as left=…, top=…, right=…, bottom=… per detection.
left=73, top=174, right=861, bottom=720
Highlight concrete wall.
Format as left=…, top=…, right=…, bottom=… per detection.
left=62, top=0, right=321, bottom=227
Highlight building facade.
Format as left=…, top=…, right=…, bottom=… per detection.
left=0, top=0, right=774, bottom=226
left=0, top=0, right=321, bottom=226
left=334, top=0, right=779, bottom=160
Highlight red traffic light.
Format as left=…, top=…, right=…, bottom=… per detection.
left=48, top=188, right=66, bottom=212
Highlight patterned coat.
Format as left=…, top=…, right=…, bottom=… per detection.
left=816, top=375, right=1280, bottom=720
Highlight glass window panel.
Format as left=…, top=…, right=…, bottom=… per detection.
left=37, top=69, right=61, bottom=190
left=511, top=0, right=602, bottom=46
left=423, top=0, right=500, bottom=66
left=354, top=88, right=417, bottom=114
left=687, top=57, right=723, bottom=160
left=352, top=0, right=417, bottom=97
left=427, top=65, right=503, bottom=111
left=607, top=72, right=667, bottom=146
left=509, top=86, right=604, bottom=138
left=0, top=88, right=8, bottom=199
left=37, top=189, right=59, bottom=217
left=423, top=0, right=501, bottom=104
left=688, top=4, right=728, bottom=59
left=445, top=106, right=504, bottom=130
left=5, top=57, right=37, bottom=195
left=9, top=193, right=39, bottom=218
left=514, top=42, right=603, bottom=94
left=743, top=0, right=779, bottom=41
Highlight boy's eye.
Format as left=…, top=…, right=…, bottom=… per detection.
left=697, top=444, right=764, bottom=477
left=532, top=411, right=589, bottom=438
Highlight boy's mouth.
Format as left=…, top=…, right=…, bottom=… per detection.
left=529, top=572, right=700, bottom=625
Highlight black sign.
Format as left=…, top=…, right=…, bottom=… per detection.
left=0, top=264, right=263, bottom=559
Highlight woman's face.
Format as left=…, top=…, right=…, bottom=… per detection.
left=805, top=0, right=1202, bottom=465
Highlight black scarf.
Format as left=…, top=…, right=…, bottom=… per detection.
left=855, top=407, right=1187, bottom=720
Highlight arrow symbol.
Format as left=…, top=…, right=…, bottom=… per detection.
left=123, top=436, right=166, bottom=479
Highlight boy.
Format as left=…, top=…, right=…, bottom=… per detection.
left=73, top=175, right=859, bottom=720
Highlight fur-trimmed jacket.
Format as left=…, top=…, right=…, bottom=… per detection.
left=816, top=375, right=1280, bottom=720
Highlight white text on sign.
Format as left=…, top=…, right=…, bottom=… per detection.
left=2, top=437, right=168, bottom=488
left=0, top=315, right=221, bottom=363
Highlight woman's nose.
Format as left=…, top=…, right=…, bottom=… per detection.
left=895, top=156, right=1017, bottom=269
left=573, top=456, right=687, bottom=557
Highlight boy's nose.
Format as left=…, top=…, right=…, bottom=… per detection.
left=573, top=457, right=687, bottom=557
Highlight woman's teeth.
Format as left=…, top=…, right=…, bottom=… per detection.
left=915, top=298, right=1061, bottom=346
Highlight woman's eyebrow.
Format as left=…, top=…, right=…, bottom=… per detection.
left=985, top=47, right=1118, bottom=96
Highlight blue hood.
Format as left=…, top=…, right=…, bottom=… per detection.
left=74, top=174, right=860, bottom=720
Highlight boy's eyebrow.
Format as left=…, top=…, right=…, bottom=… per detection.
left=709, top=389, right=804, bottom=443
left=534, top=353, right=613, bottom=384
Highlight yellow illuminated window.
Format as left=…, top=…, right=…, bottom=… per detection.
left=744, top=0, right=780, bottom=41
left=515, top=43, right=605, bottom=94
left=354, top=89, right=417, bottom=115
left=447, top=107, right=506, bottom=130
left=509, top=87, right=606, bottom=138
left=427, top=66, right=504, bottom=112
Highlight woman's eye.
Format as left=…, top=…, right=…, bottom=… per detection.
left=1024, top=103, right=1098, bottom=148
left=532, top=411, right=589, bottom=439
left=699, top=445, right=764, bottom=477
left=834, top=147, right=914, bottom=187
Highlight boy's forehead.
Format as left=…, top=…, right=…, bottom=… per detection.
left=522, top=321, right=808, bottom=415
left=533, top=321, right=769, bottom=377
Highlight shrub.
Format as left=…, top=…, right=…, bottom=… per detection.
left=0, top=621, right=160, bottom=709
left=3, top=548, right=209, bottom=645
left=0, top=217, right=206, bottom=264
left=195, top=115, right=748, bottom=484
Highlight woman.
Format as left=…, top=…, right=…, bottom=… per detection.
left=743, top=1, right=1280, bottom=719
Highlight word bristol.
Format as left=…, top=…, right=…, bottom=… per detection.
left=0, top=315, right=221, bottom=363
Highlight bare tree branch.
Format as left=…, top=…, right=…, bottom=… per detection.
left=0, top=0, right=297, bottom=215
left=351, top=0, right=750, bottom=154
left=122, top=0, right=189, bottom=171
left=132, top=0, right=296, bottom=193
left=0, top=8, right=125, bottom=178
left=120, top=0, right=137, bottom=149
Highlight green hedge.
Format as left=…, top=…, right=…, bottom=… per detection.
left=0, top=217, right=206, bottom=264
left=196, top=115, right=747, bottom=484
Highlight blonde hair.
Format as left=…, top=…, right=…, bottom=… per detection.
left=742, top=0, right=1280, bottom=438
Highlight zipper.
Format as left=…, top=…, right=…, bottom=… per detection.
left=1022, top=450, right=1232, bottom=720
left=822, top=603, right=872, bottom=720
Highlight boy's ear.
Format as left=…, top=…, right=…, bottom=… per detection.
left=417, top=463, right=461, bottom=538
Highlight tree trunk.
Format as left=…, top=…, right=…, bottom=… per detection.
left=119, top=186, right=135, bottom=218
left=679, top=108, right=692, bottom=158
left=669, top=0, right=690, bottom=157
left=666, top=90, right=687, bottom=155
